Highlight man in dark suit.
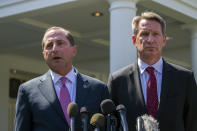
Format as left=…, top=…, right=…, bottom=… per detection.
left=14, top=27, right=109, bottom=131
left=108, top=11, right=197, bottom=131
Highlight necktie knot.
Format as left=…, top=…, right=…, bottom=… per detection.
left=146, top=67, right=155, bottom=75
left=60, top=77, right=67, bottom=85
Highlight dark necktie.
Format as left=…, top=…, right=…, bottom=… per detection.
left=146, top=67, right=158, bottom=118
left=59, top=77, right=71, bottom=125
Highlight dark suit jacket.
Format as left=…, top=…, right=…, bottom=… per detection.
left=14, top=69, right=109, bottom=131
left=108, top=61, right=197, bottom=131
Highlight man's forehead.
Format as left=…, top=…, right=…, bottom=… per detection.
left=138, top=19, right=162, bottom=30
left=139, top=19, right=160, bottom=26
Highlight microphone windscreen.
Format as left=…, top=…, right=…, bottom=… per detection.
left=138, top=114, right=159, bottom=131
left=90, top=113, right=105, bottom=128
left=116, top=104, right=126, bottom=112
left=67, top=102, right=78, bottom=118
left=80, top=106, right=88, bottom=114
left=100, top=99, right=116, bottom=114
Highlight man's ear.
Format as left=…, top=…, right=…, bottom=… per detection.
left=162, top=35, right=167, bottom=47
left=42, top=50, right=46, bottom=59
left=72, top=45, right=77, bottom=57
left=132, top=35, right=136, bottom=43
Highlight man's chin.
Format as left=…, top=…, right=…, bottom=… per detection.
left=143, top=53, right=156, bottom=59
left=53, top=63, right=65, bottom=68
left=48, top=62, right=65, bottom=69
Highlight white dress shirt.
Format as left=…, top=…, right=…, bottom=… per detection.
left=50, top=67, right=77, bottom=102
left=138, top=57, right=163, bottom=104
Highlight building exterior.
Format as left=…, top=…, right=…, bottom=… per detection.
left=0, top=0, right=197, bottom=130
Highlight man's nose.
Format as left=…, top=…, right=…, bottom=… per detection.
left=52, top=43, right=59, bottom=51
left=147, top=35, right=154, bottom=43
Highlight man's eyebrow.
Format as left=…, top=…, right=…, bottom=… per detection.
left=56, top=39, right=64, bottom=42
left=45, top=40, right=51, bottom=45
left=45, top=39, right=52, bottom=43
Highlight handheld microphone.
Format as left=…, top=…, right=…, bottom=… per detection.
left=80, top=107, right=89, bottom=131
left=67, top=102, right=78, bottom=131
left=136, top=114, right=159, bottom=131
left=90, top=113, right=105, bottom=131
left=116, top=104, right=128, bottom=131
left=100, top=99, right=117, bottom=131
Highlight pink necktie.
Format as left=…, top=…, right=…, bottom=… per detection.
left=146, top=67, right=158, bottom=118
left=59, top=77, right=71, bottom=125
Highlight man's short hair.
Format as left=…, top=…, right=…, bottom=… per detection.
left=132, top=11, right=166, bottom=35
left=42, top=26, right=75, bottom=49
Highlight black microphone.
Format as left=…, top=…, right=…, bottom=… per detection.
left=80, top=107, right=89, bottom=131
left=90, top=113, right=105, bottom=131
left=100, top=99, right=117, bottom=131
left=116, top=105, right=128, bottom=131
left=136, top=114, right=159, bottom=131
left=67, top=102, right=78, bottom=131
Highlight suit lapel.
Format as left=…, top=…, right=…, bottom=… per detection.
left=157, top=61, right=172, bottom=116
left=129, top=63, right=147, bottom=110
left=38, top=71, right=68, bottom=124
left=75, top=70, right=90, bottom=108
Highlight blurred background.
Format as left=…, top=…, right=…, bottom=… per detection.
left=0, top=0, right=197, bottom=130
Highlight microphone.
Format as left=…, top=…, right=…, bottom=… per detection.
left=136, top=116, right=144, bottom=131
left=100, top=99, right=117, bottom=131
left=67, top=102, right=78, bottom=131
left=116, top=104, right=128, bottom=131
left=136, top=114, right=159, bottom=131
left=90, top=113, right=105, bottom=131
left=80, top=107, right=89, bottom=131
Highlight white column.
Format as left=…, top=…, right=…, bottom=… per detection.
left=108, top=0, right=138, bottom=73
left=191, top=27, right=197, bottom=82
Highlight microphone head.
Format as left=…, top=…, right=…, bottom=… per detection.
left=80, top=106, right=88, bottom=114
left=67, top=102, right=78, bottom=118
left=116, top=104, right=126, bottom=112
left=90, top=113, right=105, bottom=128
left=100, top=99, right=116, bottom=114
left=80, top=106, right=89, bottom=120
left=137, top=114, right=160, bottom=131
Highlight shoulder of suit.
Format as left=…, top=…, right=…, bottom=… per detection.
left=79, top=73, right=106, bottom=86
left=165, top=61, right=192, bottom=73
left=74, top=67, right=105, bottom=84
left=19, top=72, right=48, bottom=90
left=164, top=61, right=194, bottom=79
left=110, top=63, right=136, bottom=77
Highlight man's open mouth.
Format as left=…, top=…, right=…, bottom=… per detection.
left=53, top=56, right=61, bottom=60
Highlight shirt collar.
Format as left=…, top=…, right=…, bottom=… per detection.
left=138, top=57, right=163, bottom=74
left=50, top=67, right=76, bottom=84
